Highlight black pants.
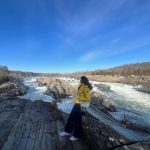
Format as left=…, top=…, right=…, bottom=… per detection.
left=64, top=103, right=83, bottom=138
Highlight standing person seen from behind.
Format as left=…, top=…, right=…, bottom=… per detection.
left=60, top=76, right=93, bottom=141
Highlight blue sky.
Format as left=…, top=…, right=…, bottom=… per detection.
left=0, top=0, right=150, bottom=73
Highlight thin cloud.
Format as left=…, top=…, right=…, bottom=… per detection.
left=112, top=38, right=120, bottom=44
left=80, top=51, right=99, bottom=62
left=53, top=0, right=128, bottom=36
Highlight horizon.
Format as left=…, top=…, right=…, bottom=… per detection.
left=4, top=61, right=150, bottom=74
left=0, top=0, right=150, bottom=72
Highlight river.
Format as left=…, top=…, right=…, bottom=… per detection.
left=20, top=77, right=150, bottom=129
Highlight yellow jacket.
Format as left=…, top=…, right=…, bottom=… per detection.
left=75, top=83, right=91, bottom=103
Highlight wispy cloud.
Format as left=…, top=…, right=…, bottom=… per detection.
left=112, top=38, right=120, bottom=44
left=53, top=0, right=128, bottom=36
left=80, top=51, right=99, bottom=62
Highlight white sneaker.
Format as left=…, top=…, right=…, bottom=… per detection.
left=69, top=136, right=79, bottom=141
left=59, top=131, right=71, bottom=136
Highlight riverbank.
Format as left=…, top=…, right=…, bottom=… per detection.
left=0, top=77, right=150, bottom=150
left=86, top=75, right=150, bottom=94
left=0, top=98, right=90, bottom=150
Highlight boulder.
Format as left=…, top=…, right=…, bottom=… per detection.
left=37, top=78, right=77, bottom=99
left=0, top=82, right=19, bottom=97
left=0, top=79, right=27, bottom=100
left=36, top=77, right=54, bottom=86
left=94, top=83, right=110, bottom=91
left=114, top=141, right=150, bottom=150
left=135, top=84, right=150, bottom=94
left=0, top=99, right=89, bottom=150
left=9, top=78, right=27, bottom=95
left=90, top=91, right=116, bottom=112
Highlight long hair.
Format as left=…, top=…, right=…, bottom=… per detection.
left=78, top=76, right=93, bottom=90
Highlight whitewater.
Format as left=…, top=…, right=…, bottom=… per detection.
left=20, top=77, right=150, bottom=129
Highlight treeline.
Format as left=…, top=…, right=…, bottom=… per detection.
left=1, top=62, right=150, bottom=79
left=91, top=62, right=150, bottom=76
left=0, top=66, right=9, bottom=84
left=9, top=71, right=62, bottom=78
left=64, top=62, right=150, bottom=76
left=90, top=69, right=150, bottom=76
left=0, top=65, right=61, bottom=80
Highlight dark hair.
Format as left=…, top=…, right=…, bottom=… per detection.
left=79, top=76, right=93, bottom=90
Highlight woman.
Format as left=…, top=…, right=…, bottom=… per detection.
left=60, top=76, right=93, bottom=141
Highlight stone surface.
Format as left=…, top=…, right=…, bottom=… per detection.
left=94, top=83, right=110, bottom=91
left=0, top=99, right=89, bottom=150
left=9, top=77, right=28, bottom=95
left=114, top=141, right=150, bottom=150
left=90, top=91, right=116, bottom=112
left=60, top=109, right=142, bottom=150
left=0, top=81, right=27, bottom=100
left=58, top=98, right=150, bottom=150
left=37, top=78, right=77, bottom=99
left=135, top=84, right=150, bottom=94
left=86, top=75, right=150, bottom=94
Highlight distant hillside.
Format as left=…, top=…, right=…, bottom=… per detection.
left=1, top=62, right=150, bottom=78
left=0, top=65, right=9, bottom=84
left=91, top=62, right=150, bottom=76
left=0, top=65, right=61, bottom=79
left=65, top=62, right=150, bottom=76
left=110, top=62, right=150, bottom=71
left=9, top=70, right=62, bottom=78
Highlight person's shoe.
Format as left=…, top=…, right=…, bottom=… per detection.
left=59, top=131, right=71, bottom=136
left=69, top=136, right=79, bottom=141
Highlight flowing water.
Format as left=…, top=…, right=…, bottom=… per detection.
left=21, top=77, right=150, bottom=128
left=20, top=78, right=54, bottom=102
left=59, top=77, right=150, bottom=128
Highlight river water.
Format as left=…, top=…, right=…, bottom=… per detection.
left=95, top=82, right=150, bottom=128
left=20, top=77, right=150, bottom=128
left=58, top=77, right=150, bottom=128
left=20, top=78, right=54, bottom=102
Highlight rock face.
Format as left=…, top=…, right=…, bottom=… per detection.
left=81, top=108, right=150, bottom=150
left=114, top=141, right=150, bottom=150
left=0, top=96, right=149, bottom=150
left=135, top=84, right=150, bottom=94
left=37, top=78, right=77, bottom=99
left=94, top=83, right=110, bottom=91
left=90, top=91, right=116, bottom=112
left=0, top=78, right=27, bottom=100
left=82, top=112, right=122, bottom=150
left=61, top=109, right=149, bottom=150
left=83, top=109, right=150, bottom=150
left=9, top=77, right=27, bottom=95
left=87, top=75, right=150, bottom=93
left=0, top=99, right=89, bottom=150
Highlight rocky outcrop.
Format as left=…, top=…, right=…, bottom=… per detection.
left=37, top=78, right=77, bottom=99
left=37, top=77, right=115, bottom=112
left=60, top=98, right=150, bottom=150
left=82, top=108, right=150, bottom=150
left=87, top=75, right=150, bottom=91
left=90, top=91, right=116, bottom=112
left=0, top=99, right=89, bottom=150
left=0, top=96, right=149, bottom=150
left=0, top=78, right=27, bottom=100
left=9, top=77, right=27, bottom=95
left=134, top=84, right=150, bottom=94
left=114, top=141, right=150, bottom=150
left=94, top=83, right=110, bottom=91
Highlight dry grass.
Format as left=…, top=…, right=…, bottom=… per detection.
left=0, top=69, right=9, bottom=84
